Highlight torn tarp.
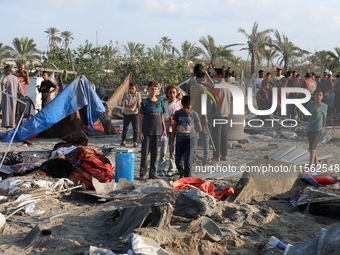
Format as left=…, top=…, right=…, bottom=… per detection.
left=107, top=203, right=173, bottom=241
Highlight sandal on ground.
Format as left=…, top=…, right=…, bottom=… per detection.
left=166, top=170, right=178, bottom=177
left=140, top=176, right=147, bottom=181
left=120, top=141, right=126, bottom=147
left=157, top=170, right=165, bottom=177
left=203, top=158, right=212, bottom=165
left=211, top=157, right=220, bottom=163
left=149, top=175, right=161, bottom=180
left=221, top=156, right=228, bottom=161
left=196, top=155, right=203, bottom=160
left=133, top=143, right=139, bottom=148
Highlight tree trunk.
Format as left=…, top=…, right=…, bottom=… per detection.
left=284, top=57, right=288, bottom=75
left=251, top=48, right=255, bottom=78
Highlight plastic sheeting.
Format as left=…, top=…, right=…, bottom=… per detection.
left=1, top=76, right=106, bottom=143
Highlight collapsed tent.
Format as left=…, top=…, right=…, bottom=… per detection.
left=106, top=73, right=131, bottom=117
left=1, top=76, right=106, bottom=143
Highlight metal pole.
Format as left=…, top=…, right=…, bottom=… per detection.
left=0, top=90, right=28, bottom=169
left=204, top=122, right=216, bottom=152
left=204, top=70, right=215, bottom=85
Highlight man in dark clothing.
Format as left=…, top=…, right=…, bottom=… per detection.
left=37, top=71, right=57, bottom=108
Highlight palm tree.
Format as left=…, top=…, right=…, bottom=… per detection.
left=123, top=42, right=142, bottom=59
left=102, top=42, right=118, bottom=68
left=313, top=50, right=332, bottom=71
left=6, top=37, right=41, bottom=62
left=197, top=35, right=239, bottom=64
left=159, top=36, right=172, bottom=55
left=45, top=27, right=62, bottom=49
left=271, top=30, right=309, bottom=74
left=327, top=47, right=340, bottom=70
left=230, top=56, right=242, bottom=67
left=147, top=45, right=163, bottom=63
left=263, top=48, right=279, bottom=68
left=238, top=22, right=273, bottom=77
left=61, top=30, right=74, bottom=49
left=0, top=43, right=10, bottom=62
left=174, top=40, right=201, bottom=64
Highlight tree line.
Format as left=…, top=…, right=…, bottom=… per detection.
left=1, top=22, right=340, bottom=88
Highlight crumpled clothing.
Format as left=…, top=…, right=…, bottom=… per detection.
left=10, top=160, right=46, bottom=174
left=50, top=146, right=77, bottom=158
left=1, top=152, right=32, bottom=166
left=68, top=147, right=113, bottom=189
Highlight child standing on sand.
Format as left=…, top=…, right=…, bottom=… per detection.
left=170, top=96, right=202, bottom=178
left=157, top=84, right=182, bottom=177
left=121, top=82, right=141, bottom=148
left=306, top=89, right=327, bottom=169
left=139, top=81, right=166, bottom=181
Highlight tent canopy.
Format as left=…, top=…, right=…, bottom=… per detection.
left=2, top=75, right=106, bottom=143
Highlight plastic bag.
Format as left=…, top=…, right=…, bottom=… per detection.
left=319, top=127, right=332, bottom=143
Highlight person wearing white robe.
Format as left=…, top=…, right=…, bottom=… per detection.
left=1, top=65, right=25, bottom=128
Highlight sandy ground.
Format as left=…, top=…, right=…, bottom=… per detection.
left=0, top=118, right=340, bottom=255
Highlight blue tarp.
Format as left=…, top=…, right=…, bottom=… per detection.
left=2, top=76, right=106, bottom=143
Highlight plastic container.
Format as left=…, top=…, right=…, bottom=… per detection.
left=115, top=152, right=135, bottom=184
left=200, top=216, right=223, bottom=242
left=269, top=236, right=286, bottom=251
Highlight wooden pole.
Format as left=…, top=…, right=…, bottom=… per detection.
left=35, top=67, right=77, bottom=75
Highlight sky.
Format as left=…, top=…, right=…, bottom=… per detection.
left=1, top=0, right=340, bottom=61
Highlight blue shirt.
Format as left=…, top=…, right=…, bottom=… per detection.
left=173, top=109, right=200, bottom=143
left=306, top=102, right=327, bottom=132
left=139, top=97, right=165, bottom=136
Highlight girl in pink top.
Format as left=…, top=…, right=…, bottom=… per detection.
left=158, top=85, right=182, bottom=177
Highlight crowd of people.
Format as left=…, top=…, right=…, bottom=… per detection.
left=1, top=62, right=332, bottom=179
left=255, top=68, right=340, bottom=120
left=254, top=67, right=334, bottom=169
left=1, top=64, right=57, bottom=129
left=121, top=64, right=333, bottom=180
left=121, top=64, right=233, bottom=180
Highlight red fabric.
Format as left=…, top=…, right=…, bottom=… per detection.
left=173, top=177, right=205, bottom=190
left=68, top=168, right=93, bottom=189
left=93, top=121, right=105, bottom=132
left=68, top=147, right=113, bottom=189
left=304, top=172, right=338, bottom=186
left=22, top=134, right=38, bottom=141
left=173, top=177, right=234, bottom=201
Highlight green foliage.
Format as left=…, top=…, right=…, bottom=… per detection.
left=6, top=37, right=41, bottom=62
left=0, top=43, right=10, bottom=62
left=113, top=47, right=188, bottom=88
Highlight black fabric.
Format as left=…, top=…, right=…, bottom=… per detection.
left=39, top=158, right=73, bottom=178
left=174, top=193, right=212, bottom=218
